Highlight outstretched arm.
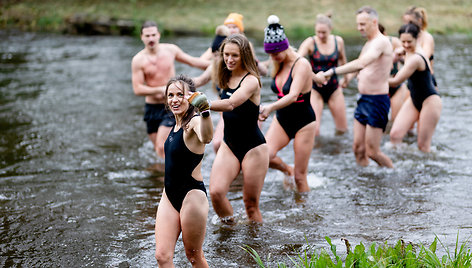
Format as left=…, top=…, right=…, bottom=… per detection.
left=174, top=44, right=211, bottom=70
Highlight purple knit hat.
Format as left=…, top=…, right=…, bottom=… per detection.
left=264, top=15, right=290, bottom=53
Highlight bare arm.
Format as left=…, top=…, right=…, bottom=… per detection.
left=328, top=38, right=386, bottom=76
left=210, top=75, right=260, bottom=112
left=193, top=64, right=213, bottom=88
left=388, top=54, right=420, bottom=87
left=173, top=44, right=211, bottom=70
left=297, top=37, right=314, bottom=58
left=131, top=56, right=165, bottom=97
left=192, top=114, right=214, bottom=144
left=199, top=47, right=213, bottom=61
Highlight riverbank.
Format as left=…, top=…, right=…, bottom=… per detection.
left=1, top=0, right=471, bottom=38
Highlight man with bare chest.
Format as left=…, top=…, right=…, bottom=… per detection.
left=131, top=21, right=209, bottom=160
left=317, top=7, right=394, bottom=168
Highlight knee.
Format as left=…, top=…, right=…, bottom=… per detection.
left=389, top=128, right=403, bottom=142
left=209, top=187, right=226, bottom=204
left=185, top=248, right=203, bottom=265
left=268, top=149, right=278, bottom=162
left=155, top=248, right=173, bottom=265
left=352, top=143, right=365, bottom=156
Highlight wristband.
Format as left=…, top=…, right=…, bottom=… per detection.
left=201, top=110, right=210, bottom=118
left=331, top=67, right=336, bottom=76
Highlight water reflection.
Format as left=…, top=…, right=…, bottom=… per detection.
left=0, top=30, right=472, bottom=267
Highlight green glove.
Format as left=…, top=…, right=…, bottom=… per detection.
left=188, top=92, right=210, bottom=112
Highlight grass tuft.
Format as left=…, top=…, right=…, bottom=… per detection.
left=243, top=232, right=472, bottom=267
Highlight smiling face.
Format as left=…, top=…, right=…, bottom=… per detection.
left=400, top=32, right=417, bottom=53
left=223, top=43, right=242, bottom=71
left=166, top=82, right=189, bottom=117
left=141, top=26, right=160, bottom=49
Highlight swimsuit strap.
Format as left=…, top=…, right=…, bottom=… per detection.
left=416, top=53, right=430, bottom=72
left=312, top=36, right=318, bottom=53
left=289, top=57, right=302, bottom=76
left=235, top=72, right=251, bottom=89
left=333, top=35, right=338, bottom=54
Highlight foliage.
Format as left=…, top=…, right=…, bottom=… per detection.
left=243, top=233, right=472, bottom=267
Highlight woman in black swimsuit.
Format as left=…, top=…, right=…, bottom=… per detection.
left=155, top=75, right=213, bottom=267
left=260, top=16, right=316, bottom=192
left=388, top=23, right=441, bottom=152
left=208, top=34, right=269, bottom=223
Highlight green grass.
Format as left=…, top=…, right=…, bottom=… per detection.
left=1, top=0, right=471, bottom=38
left=242, top=233, right=472, bottom=267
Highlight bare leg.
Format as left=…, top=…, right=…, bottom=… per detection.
left=180, top=190, right=209, bottom=267
left=265, top=117, right=293, bottom=176
left=390, top=98, right=419, bottom=145
left=352, top=120, right=369, bottom=167
left=293, top=122, right=316, bottom=192
left=365, top=125, right=393, bottom=168
left=417, top=95, right=442, bottom=152
left=209, top=143, right=240, bottom=221
left=328, top=88, right=348, bottom=134
left=311, top=90, right=324, bottom=137
left=212, top=113, right=224, bottom=153
left=241, top=144, right=269, bottom=222
left=155, top=192, right=180, bottom=267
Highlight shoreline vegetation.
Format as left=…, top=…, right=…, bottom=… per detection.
left=243, top=235, right=472, bottom=267
left=1, top=0, right=471, bottom=39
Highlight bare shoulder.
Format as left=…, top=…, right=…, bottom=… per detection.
left=160, top=43, right=181, bottom=55
left=335, top=35, right=345, bottom=44
left=241, top=74, right=260, bottom=88
left=295, top=56, right=312, bottom=71
left=375, top=34, right=392, bottom=51
left=131, top=49, right=145, bottom=66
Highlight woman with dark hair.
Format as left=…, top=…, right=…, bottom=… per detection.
left=154, top=75, right=213, bottom=267
left=388, top=23, right=441, bottom=152
left=209, top=34, right=269, bottom=223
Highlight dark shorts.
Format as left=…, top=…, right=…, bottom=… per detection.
left=143, top=103, right=175, bottom=134
left=354, top=94, right=390, bottom=131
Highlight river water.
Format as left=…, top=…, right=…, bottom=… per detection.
left=1, top=30, right=471, bottom=267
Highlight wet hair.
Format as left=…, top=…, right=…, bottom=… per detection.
left=404, top=6, right=428, bottom=30
left=398, top=23, right=420, bottom=39
left=216, top=34, right=261, bottom=89
left=315, top=13, right=332, bottom=28
left=165, top=74, right=196, bottom=129
left=141, top=21, right=158, bottom=34
left=356, top=6, right=378, bottom=20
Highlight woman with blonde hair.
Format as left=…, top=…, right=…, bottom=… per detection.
left=260, top=16, right=316, bottom=192
left=298, top=13, right=348, bottom=137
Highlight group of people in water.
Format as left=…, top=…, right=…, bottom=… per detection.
left=131, top=6, right=441, bottom=267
